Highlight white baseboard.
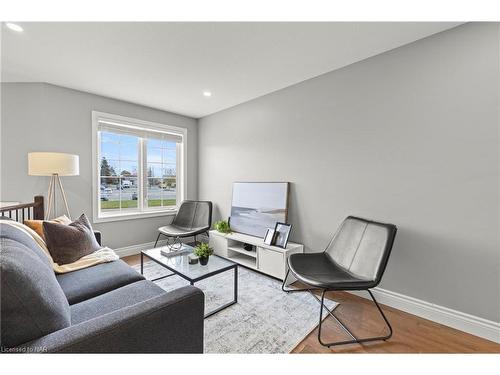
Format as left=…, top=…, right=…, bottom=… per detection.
left=114, top=242, right=155, bottom=258
left=115, top=238, right=499, bottom=344
left=114, top=237, right=196, bottom=258
left=349, top=288, right=500, bottom=344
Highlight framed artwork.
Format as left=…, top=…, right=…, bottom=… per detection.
left=273, top=222, right=292, bottom=248
left=230, top=182, right=289, bottom=238
left=263, top=228, right=276, bottom=245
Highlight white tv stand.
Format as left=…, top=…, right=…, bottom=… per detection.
left=209, top=230, right=304, bottom=281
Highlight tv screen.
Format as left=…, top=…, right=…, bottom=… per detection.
left=230, top=182, right=289, bottom=238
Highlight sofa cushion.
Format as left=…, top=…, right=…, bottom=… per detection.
left=56, top=259, right=145, bottom=305
left=0, top=238, right=71, bottom=348
left=70, top=280, right=165, bottom=324
left=0, top=220, right=53, bottom=270
left=43, top=214, right=101, bottom=265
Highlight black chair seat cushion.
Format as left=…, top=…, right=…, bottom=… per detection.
left=288, top=252, right=377, bottom=290
left=70, top=280, right=165, bottom=324
left=56, top=260, right=144, bottom=305
left=158, top=224, right=209, bottom=238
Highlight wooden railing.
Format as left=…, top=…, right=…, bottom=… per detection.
left=0, top=196, right=44, bottom=222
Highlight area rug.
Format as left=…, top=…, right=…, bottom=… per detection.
left=136, top=260, right=338, bottom=353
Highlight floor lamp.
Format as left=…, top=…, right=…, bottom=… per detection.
left=28, top=152, right=79, bottom=220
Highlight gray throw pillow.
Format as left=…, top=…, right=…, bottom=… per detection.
left=43, top=213, right=101, bottom=265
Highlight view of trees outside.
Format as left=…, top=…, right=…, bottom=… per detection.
left=99, top=131, right=176, bottom=212
left=146, top=138, right=177, bottom=208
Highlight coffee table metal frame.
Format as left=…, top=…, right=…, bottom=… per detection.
left=140, top=251, right=238, bottom=319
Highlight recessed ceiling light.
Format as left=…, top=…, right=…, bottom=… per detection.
left=5, top=23, right=23, bottom=32
left=203, top=91, right=212, bottom=97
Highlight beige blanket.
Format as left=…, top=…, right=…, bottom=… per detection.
left=2, top=220, right=118, bottom=273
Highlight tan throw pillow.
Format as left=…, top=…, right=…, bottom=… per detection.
left=43, top=214, right=101, bottom=265
left=24, top=215, right=72, bottom=241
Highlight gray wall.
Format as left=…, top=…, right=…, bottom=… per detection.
left=1, top=82, right=198, bottom=248
left=198, top=23, right=500, bottom=322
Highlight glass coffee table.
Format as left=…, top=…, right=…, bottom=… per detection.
left=141, top=245, right=238, bottom=318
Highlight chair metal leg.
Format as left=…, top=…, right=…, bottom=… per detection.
left=282, top=269, right=354, bottom=338
left=154, top=232, right=162, bottom=248
left=313, top=290, right=357, bottom=341
left=281, top=269, right=294, bottom=292
left=367, top=289, right=393, bottom=339
left=282, top=267, right=393, bottom=347
left=281, top=268, right=322, bottom=293
left=317, top=289, right=393, bottom=348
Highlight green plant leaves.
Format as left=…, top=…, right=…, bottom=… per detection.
left=214, top=220, right=231, bottom=234
left=194, top=242, right=214, bottom=258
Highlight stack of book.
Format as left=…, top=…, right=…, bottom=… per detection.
left=160, top=244, right=191, bottom=257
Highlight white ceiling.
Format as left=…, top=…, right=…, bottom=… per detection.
left=1, top=22, right=461, bottom=118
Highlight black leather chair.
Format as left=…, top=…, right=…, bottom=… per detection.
left=154, top=200, right=213, bottom=248
left=282, top=216, right=397, bottom=347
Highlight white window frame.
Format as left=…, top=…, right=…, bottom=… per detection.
left=92, top=111, right=187, bottom=223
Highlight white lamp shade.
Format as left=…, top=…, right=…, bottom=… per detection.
left=28, top=152, right=79, bottom=176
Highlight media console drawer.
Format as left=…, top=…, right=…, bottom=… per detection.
left=257, top=247, right=284, bottom=279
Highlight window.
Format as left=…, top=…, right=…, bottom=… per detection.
left=92, top=111, right=186, bottom=222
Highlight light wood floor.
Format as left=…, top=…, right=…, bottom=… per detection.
left=123, top=254, right=500, bottom=353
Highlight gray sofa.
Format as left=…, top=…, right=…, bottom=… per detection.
left=0, top=222, right=205, bottom=353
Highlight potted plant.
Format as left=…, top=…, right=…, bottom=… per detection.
left=193, top=242, right=214, bottom=266
left=214, top=219, right=231, bottom=234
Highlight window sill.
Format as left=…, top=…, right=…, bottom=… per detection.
left=93, top=209, right=178, bottom=223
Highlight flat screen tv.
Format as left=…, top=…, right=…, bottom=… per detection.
left=230, top=182, right=289, bottom=238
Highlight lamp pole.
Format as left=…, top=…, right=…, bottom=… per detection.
left=45, top=173, right=71, bottom=220
left=56, top=173, right=71, bottom=220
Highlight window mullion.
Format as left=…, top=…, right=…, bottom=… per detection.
left=97, top=131, right=102, bottom=217
left=138, top=138, right=142, bottom=213
left=176, top=142, right=181, bottom=206
left=140, top=138, right=146, bottom=212
left=118, top=137, right=121, bottom=213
